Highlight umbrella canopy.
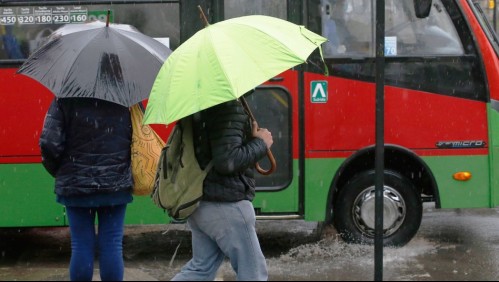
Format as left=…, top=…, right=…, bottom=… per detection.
left=17, top=20, right=172, bottom=107
left=143, top=14, right=327, bottom=125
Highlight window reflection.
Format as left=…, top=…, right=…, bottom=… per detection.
left=224, top=0, right=286, bottom=19
left=0, top=3, right=179, bottom=61
left=246, top=87, right=292, bottom=190
left=307, top=0, right=485, bottom=101
left=315, top=0, right=463, bottom=59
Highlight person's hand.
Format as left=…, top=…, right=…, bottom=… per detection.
left=252, top=121, right=273, bottom=149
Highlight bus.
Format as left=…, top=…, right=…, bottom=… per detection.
left=1, top=0, right=498, bottom=247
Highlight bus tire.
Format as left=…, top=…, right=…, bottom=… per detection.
left=333, top=169, right=422, bottom=247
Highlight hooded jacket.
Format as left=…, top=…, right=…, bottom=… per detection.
left=39, top=98, right=133, bottom=197
left=193, top=99, right=268, bottom=202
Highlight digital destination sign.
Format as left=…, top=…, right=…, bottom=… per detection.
left=0, top=6, right=100, bottom=25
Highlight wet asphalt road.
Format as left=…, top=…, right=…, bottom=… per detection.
left=1, top=203, right=499, bottom=281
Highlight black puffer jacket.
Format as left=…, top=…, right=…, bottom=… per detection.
left=39, top=98, right=133, bottom=196
left=193, top=100, right=268, bottom=202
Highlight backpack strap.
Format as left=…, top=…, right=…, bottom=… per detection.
left=192, top=112, right=214, bottom=171
left=205, top=161, right=214, bottom=172
left=162, top=147, right=168, bottom=180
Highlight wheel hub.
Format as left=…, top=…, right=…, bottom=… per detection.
left=352, top=185, right=406, bottom=237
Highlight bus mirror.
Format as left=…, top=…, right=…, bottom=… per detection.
left=414, top=0, right=432, bottom=18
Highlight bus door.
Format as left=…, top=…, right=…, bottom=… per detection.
left=218, top=0, right=301, bottom=217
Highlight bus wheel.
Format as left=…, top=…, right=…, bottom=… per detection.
left=333, top=170, right=422, bottom=247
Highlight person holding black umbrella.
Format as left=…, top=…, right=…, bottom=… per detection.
left=20, top=16, right=171, bottom=281
left=40, top=97, right=133, bottom=281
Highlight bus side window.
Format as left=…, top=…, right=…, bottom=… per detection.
left=246, top=88, right=292, bottom=190
left=320, top=0, right=373, bottom=58
left=0, top=25, right=27, bottom=59
left=224, top=0, right=286, bottom=19
left=0, top=3, right=180, bottom=64
left=414, top=2, right=463, bottom=55
left=319, top=0, right=463, bottom=58
left=383, top=0, right=484, bottom=101
left=386, top=0, right=463, bottom=56
left=320, top=0, right=345, bottom=56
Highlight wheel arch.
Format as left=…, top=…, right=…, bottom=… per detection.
left=325, top=144, right=440, bottom=222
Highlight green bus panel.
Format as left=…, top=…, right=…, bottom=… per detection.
left=304, top=158, right=343, bottom=221
left=423, top=155, right=490, bottom=208
left=125, top=196, right=170, bottom=225
left=1, top=155, right=492, bottom=227
left=253, top=177, right=299, bottom=214
left=0, top=163, right=174, bottom=227
left=491, top=146, right=499, bottom=207
left=0, top=164, right=65, bottom=227
left=487, top=106, right=499, bottom=207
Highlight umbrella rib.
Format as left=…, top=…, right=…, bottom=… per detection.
left=112, top=29, right=170, bottom=62
left=39, top=31, right=102, bottom=90
left=107, top=30, right=171, bottom=105
left=201, top=27, right=263, bottom=97
left=209, top=26, right=300, bottom=94
left=205, top=30, right=238, bottom=97
left=222, top=17, right=326, bottom=60
left=218, top=20, right=327, bottom=79
left=221, top=21, right=301, bottom=57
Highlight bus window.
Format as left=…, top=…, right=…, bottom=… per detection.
left=317, top=0, right=463, bottom=59
left=308, top=0, right=485, bottom=102
left=319, top=0, right=374, bottom=58
left=0, top=3, right=179, bottom=61
left=385, top=0, right=463, bottom=56
left=0, top=1, right=180, bottom=161
left=246, top=87, right=292, bottom=190
left=384, top=0, right=484, bottom=101
left=224, top=0, right=286, bottom=20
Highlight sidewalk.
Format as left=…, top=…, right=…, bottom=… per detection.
left=0, top=221, right=321, bottom=281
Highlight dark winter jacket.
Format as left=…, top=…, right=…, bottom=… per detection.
left=193, top=99, right=268, bottom=202
left=39, top=98, right=133, bottom=197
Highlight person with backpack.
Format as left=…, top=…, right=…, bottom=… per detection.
left=171, top=96, right=273, bottom=281
left=39, top=97, right=133, bottom=281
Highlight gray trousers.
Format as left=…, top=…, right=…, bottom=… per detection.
left=171, top=200, right=268, bottom=281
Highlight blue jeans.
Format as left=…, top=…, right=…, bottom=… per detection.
left=172, top=200, right=268, bottom=281
left=66, top=205, right=127, bottom=281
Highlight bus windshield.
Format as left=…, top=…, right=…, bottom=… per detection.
left=472, top=0, right=499, bottom=57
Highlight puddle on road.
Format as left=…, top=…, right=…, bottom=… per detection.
left=260, top=234, right=439, bottom=281
left=3, top=215, right=499, bottom=281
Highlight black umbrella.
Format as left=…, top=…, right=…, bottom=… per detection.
left=17, top=19, right=171, bottom=107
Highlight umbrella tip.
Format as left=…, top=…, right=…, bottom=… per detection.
left=106, top=9, right=110, bottom=27
left=197, top=5, right=209, bottom=27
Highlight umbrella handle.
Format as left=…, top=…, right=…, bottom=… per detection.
left=256, top=149, right=277, bottom=175
left=106, top=10, right=110, bottom=27
left=240, top=96, right=277, bottom=176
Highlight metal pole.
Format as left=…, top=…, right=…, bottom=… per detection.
left=374, top=0, right=385, bottom=280
left=494, top=0, right=497, bottom=32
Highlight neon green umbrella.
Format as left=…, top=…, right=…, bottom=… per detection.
left=143, top=14, right=327, bottom=125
